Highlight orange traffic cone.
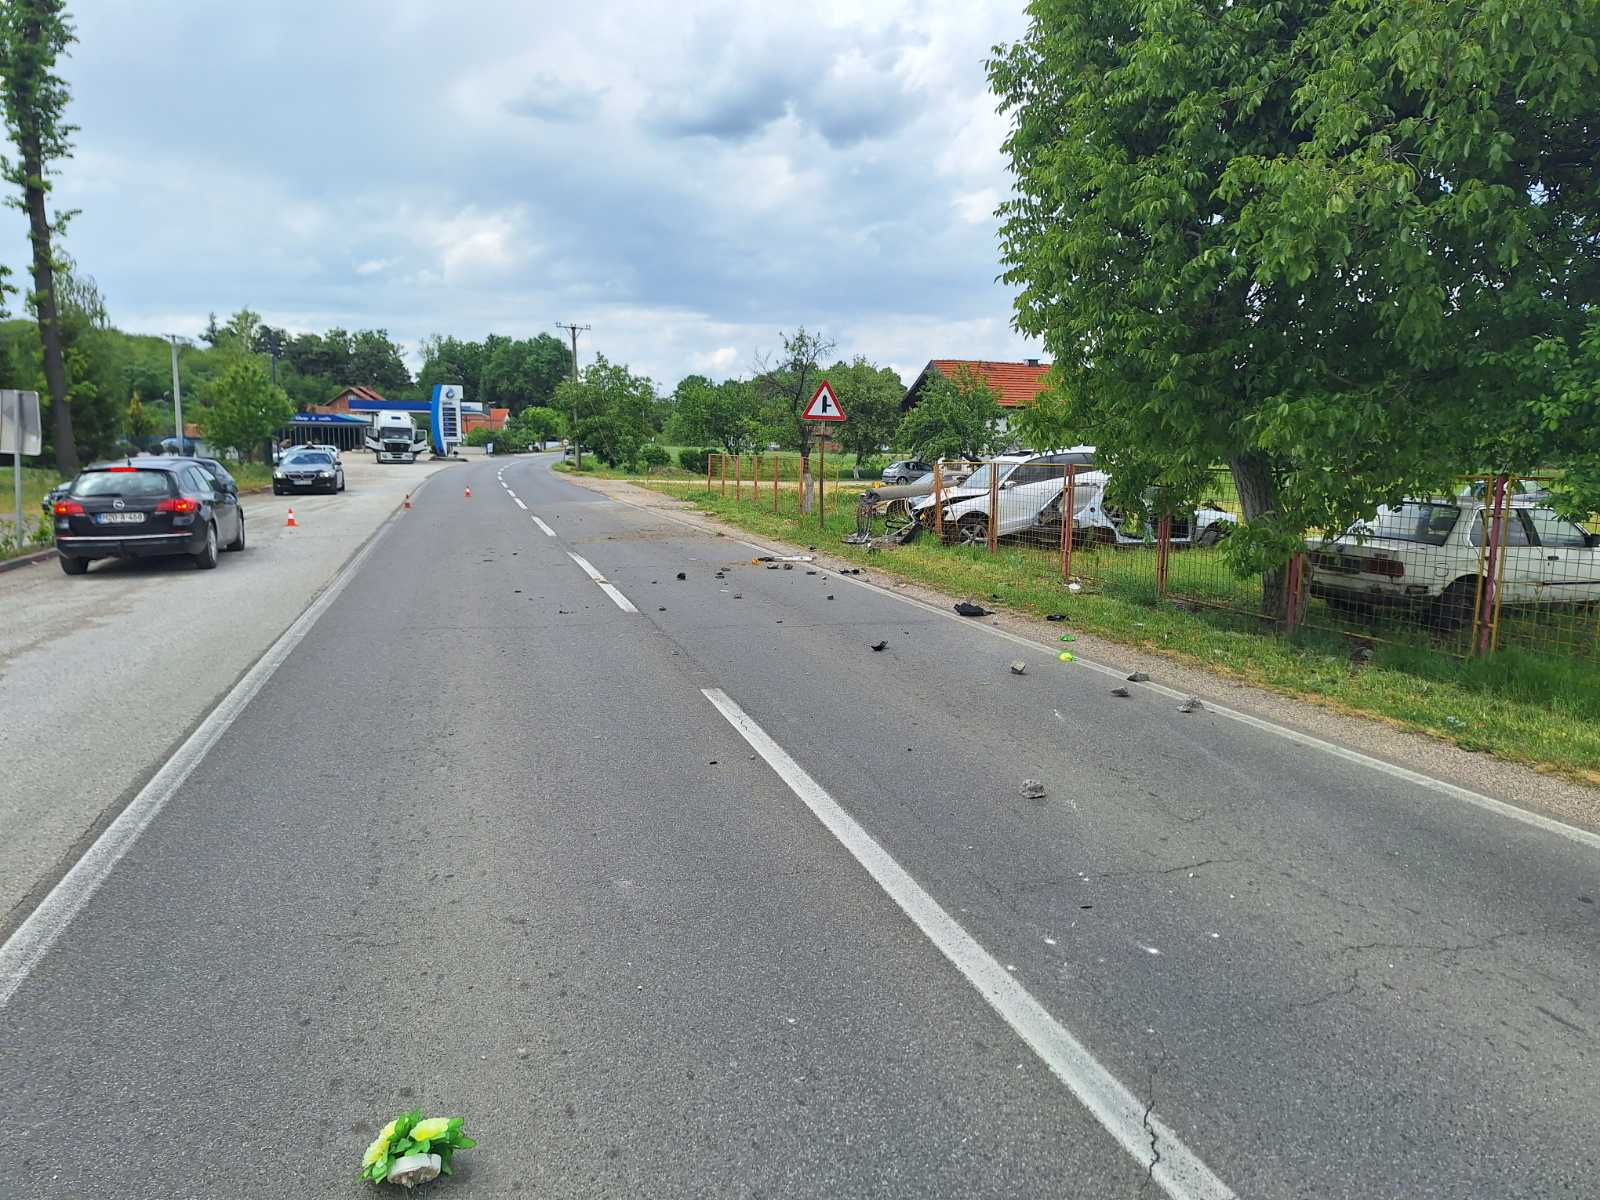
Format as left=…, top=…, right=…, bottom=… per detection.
left=464, top=486, right=472, bottom=499
left=285, top=507, right=297, bottom=528
left=403, top=493, right=412, bottom=509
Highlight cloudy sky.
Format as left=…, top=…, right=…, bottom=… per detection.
left=2, top=0, right=1042, bottom=389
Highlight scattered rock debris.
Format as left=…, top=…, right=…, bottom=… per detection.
left=676, top=572, right=686, bottom=580
left=1009, top=661, right=1027, bottom=675
left=1110, top=686, right=1131, bottom=698
left=1020, top=779, right=1046, bottom=800
left=1177, top=697, right=1204, bottom=713
left=871, top=640, right=888, bottom=652
left=954, top=602, right=991, bottom=617
left=1127, top=671, right=1151, bottom=683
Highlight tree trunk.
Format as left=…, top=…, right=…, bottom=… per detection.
left=1230, top=451, right=1286, bottom=619
left=20, top=125, right=74, bottom=475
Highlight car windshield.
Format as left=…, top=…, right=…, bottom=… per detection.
left=285, top=452, right=332, bottom=466
left=959, top=463, right=1017, bottom=493
left=72, top=469, right=172, bottom=498
left=1357, top=502, right=1460, bottom=546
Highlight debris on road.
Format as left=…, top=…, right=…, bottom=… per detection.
left=1110, top=686, right=1131, bottom=698
left=954, top=602, right=991, bottom=617
left=1009, top=661, right=1027, bottom=675
left=1127, top=671, right=1151, bottom=682
left=1058, top=651, right=1075, bottom=663
left=1178, top=697, right=1204, bottom=713
left=1046, top=614, right=1067, bottom=622
left=756, top=554, right=814, bottom=563
left=1067, top=581, right=1083, bottom=593
left=871, top=640, right=888, bottom=651
left=676, top=572, right=686, bottom=580
left=1059, top=634, right=1076, bottom=642
left=1020, top=779, right=1046, bottom=800
left=827, top=594, right=834, bottom=600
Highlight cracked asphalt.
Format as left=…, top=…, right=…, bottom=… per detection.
left=4, top=453, right=1597, bottom=1198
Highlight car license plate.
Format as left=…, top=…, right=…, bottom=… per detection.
left=95, top=512, right=146, bottom=524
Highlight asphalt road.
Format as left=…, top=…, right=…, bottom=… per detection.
left=0, top=452, right=461, bottom=931
left=4, top=453, right=1596, bottom=1199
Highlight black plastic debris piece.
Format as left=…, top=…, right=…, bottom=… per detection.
left=1046, top=614, right=1067, bottom=622
left=676, top=572, right=687, bottom=580
left=871, top=640, right=888, bottom=651
left=954, top=602, right=991, bottom=617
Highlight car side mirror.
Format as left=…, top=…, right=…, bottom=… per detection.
left=1587, top=532, right=1599, bottom=549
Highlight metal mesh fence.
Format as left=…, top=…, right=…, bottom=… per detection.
left=705, top=456, right=1599, bottom=667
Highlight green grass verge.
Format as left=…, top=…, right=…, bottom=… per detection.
left=642, top=479, right=1600, bottom=783
left=0, top=465, right=69, bottom=516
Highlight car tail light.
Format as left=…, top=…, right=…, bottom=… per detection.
left=108, top=465, right=139, bottom=472
left=54, top=500, right=84, bottom=515
left=156, top=497, right=199, bottom=514
left=1367, top=557, right=1404, bottom=578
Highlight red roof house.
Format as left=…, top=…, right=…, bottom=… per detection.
left=901, top=359, right=1052, bottom=411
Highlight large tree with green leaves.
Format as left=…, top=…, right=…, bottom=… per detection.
left=555, top=355, right=658, bottom=469
left=0, top=0, right=78, bottom=473
left=198, top=357, right=292, bottom=460
left=895, top=365, right=1006, bottom=462
left=668, top=373, right=763, bottom=454
left=991, top=0, right=1600, bottom=613
left=828, top=357, right=904, bottom=475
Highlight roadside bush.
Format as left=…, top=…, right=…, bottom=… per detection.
left=854, top=455, right=885, bottom=478
left=677, top=447, right=711, bottom=474
left=637, top=442, right=671, bottom=471
left=464, top=427, right=495, bottom=447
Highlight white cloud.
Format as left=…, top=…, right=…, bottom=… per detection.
left=3, top=0, right=1036, bottom=388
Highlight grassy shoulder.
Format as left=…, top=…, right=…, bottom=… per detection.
left=642, top=479, right=1600, bottom=784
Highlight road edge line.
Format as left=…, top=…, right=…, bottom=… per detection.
left=0, top=482, right=418, bottom=1009
left=702, top=687, right=1235, bottom=1200
left=568, top=472, right=1600, bottom=854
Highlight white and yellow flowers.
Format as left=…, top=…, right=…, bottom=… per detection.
left=358, top=1109, right=476, bottom=1188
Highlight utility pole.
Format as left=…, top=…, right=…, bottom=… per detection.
left=165, top=335, right=185, bottom=455
left=555, top=322, right=589, bottom=469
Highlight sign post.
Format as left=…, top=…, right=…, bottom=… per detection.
left=1, top=390, right=43, bottom=545
left=802, top=380, right=846, bottom=529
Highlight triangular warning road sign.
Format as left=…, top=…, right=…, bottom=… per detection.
left=802, top=380, right=847, bottom=422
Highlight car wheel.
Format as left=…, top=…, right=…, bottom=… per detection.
left=1431, top=578, right=1479, bottom=632
left=953, top=514, right=989, bottom=547
left=1198, top=522, right=1232, bottom=547
left=338, top=473, right=345, bottom=492
left=59, top=553, right=88, bottom=576
left=273, top=485, right=282, bottom=495
left=193, top=522, right=219, bottom=570
left=226, top=512, right=245, bottom=551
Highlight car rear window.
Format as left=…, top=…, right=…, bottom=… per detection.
left=72, top=469, right=173, bottom=498
left=1364, top=503, right=1460, bottom=546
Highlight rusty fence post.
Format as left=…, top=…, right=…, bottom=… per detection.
left=773, top=454, right=779, bottom=513
left=933, top=462, right=944, bottom=542
left=1156, top=513, right=1172, bottom=596
left=987, top=462, right=999, bottom=553
left=735, top=454, right=742, bottom=501
left=720, top=453, right=727, bottom=496
left=1477, top=473, right=1509, bottom=657
left=1284, top=552, right=1304, bottom=635
left=818, top=441, right=826, bottom=530
left=706, top=451, right=713, bottom=493
left=1061, top=464, right=1075, bottom=582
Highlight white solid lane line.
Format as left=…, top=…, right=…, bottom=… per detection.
left=0, top=496, right=413, bottom=1009
left=531, top=516, right=556, bottom=537
left=566, top=551, right=639, bottom=613
left=513, top=498, right=527, bottom=510
left=702, top=687, right=1235, bottom=1200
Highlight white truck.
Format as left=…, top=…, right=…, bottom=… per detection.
left=365, top=411, right=429, bottom=464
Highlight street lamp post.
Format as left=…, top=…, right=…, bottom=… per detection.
left=165, top=335, right=184, bottom=455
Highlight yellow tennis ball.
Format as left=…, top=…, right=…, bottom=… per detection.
left=1058, top=651, right=1074, bottom=662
